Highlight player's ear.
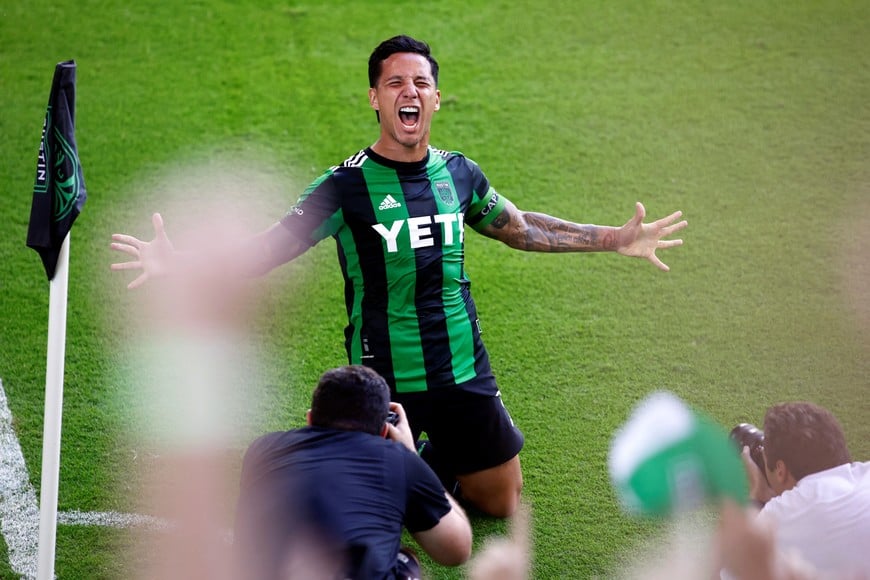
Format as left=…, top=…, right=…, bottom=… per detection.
left=305, top=410, right=313, bottom=426
left=381, top=423, right=389, bottom=438
left=434, top=89, right=441, bottom=112
left=369, top=87, right=378, bottom=112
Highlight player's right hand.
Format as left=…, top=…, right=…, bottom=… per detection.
left=110, top=212, right=175, bottom=290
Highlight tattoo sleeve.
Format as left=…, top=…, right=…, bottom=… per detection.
left=500, top=211, right=619, bottom=252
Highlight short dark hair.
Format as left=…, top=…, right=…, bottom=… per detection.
left=309, top=365, right=390, bottom=435
left=368, top=35, right=439, bottom=88
left=763, top=402, right=851, bottom=481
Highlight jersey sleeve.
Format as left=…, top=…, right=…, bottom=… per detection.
left=279, top=169, right=345, bottom=247
left=462, top=156, right=508, bottom=231
left=402, top=450, right=452, bottom=533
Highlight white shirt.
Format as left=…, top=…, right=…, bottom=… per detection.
left=759, top=461, right=870, bottom=577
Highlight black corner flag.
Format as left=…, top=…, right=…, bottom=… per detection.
left=27, top=60, right=87, bottom=281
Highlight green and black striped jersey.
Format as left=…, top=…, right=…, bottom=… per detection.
left=280, top=146, right=507, bottom=394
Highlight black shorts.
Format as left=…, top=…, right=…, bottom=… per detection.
left=395, top=384, right=524, bottom=475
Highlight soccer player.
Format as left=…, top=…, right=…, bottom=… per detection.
left=111, top=34, right=687, bottom=518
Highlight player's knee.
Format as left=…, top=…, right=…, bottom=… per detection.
left=482, top=485, right=522, bottom=518
left=463, top=474, right=523, bottom=518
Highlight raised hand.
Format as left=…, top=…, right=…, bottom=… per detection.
left=616, top=202, right=687, bottom=271
left=110, top=213, right=175, bottom=289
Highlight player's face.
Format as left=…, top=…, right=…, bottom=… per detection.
left=369, top=52, right=440, bottom=160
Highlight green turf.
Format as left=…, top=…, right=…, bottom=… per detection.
left=1, top=0, right=869, bottom=578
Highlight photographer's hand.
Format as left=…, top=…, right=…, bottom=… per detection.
left=385, top=402, right=416, bottom=452
left=741, top=446, right=775, bottom=505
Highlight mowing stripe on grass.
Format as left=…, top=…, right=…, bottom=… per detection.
left=1, top=379, right=171, bottom=577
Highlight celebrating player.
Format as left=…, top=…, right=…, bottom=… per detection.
left=112, top=34, right=687, bottom=518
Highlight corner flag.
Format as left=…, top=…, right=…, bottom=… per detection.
left=26, top=60, right=87, bottom=580
left=26, top=60, right=87, bottom=280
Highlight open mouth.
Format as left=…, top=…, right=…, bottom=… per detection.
left=399, top=106, right=420, bottom=127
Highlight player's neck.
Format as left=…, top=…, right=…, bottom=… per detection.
left=370, top=139, right=429, bottom=163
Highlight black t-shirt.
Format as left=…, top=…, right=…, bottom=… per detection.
left=234, top=426, right=451, bottom=579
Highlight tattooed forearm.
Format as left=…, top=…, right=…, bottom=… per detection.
left=481, top=203, right=621, bottom=252
left=518, top=212, right=620, bottom=252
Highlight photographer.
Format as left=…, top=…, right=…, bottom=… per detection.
left=233, top=365, right=472, bottom=579
left=738, top=402, right=870, bottom=577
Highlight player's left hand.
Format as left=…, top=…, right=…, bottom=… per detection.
left=616, top=202, right=687, bottom=271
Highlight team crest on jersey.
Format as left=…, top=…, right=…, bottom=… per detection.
left=435, top=182, right=454, bottom=205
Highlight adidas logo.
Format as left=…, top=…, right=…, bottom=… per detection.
left=378, top=195, right=402, bottom=210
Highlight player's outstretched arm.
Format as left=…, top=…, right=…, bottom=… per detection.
left=479, top=200, right=686, bottom=271
left=110, top=213, right=308, bottom=289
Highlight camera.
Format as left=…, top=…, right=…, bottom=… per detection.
left=729, top=423, right=766, bottom=476
left=386, top=411, right=400, bottom=426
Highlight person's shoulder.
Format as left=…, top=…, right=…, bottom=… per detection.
left=832, top=461, right=870, bottom=488
left=315, top=149, right=369, bottom=178
left=246, top=428, right=305, bottom=455
left=248, top=429, right=289, bottom=450
left=430, top=146, right=487, bottom=176
left=801, top=462, right=868, bottom=486
left=430, top=146, right=470, bottom=163
left=240, top=429, right=302, bottom=478
left=336, top=149, right=370, bottom=169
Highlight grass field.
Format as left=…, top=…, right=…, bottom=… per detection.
left=2, top=0, right=869, bottom=578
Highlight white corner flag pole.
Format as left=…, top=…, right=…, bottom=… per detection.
left=36, top=231, right=70, bottom=580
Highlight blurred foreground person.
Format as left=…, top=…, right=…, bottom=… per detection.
left=233, top=365, right=471, bottom=579
left=738, top=402, right=870, bottom=578
left=117, top=202, right=266, bottom=580
left=466, top=501, right=532, bottom=580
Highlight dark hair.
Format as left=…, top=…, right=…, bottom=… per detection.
left=763, top=402, right=851, bottom=481
left=368, top=35, right=439, bottom=88
left=309, top=366, right=390, bottom=435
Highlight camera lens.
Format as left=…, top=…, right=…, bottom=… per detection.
left=729, top=423, right=766, bottom=476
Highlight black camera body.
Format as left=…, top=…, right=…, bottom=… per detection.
left=386, top=411, right=400, bottom=426
left=730, top=422, right=766, bottom=475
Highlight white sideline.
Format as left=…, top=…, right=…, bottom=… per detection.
left=0, top=379, right=169, bottom=578
left=0, top=378, right=40, bottom=578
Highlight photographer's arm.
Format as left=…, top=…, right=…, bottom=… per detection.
left=411, top=493, right=472, bottom=566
